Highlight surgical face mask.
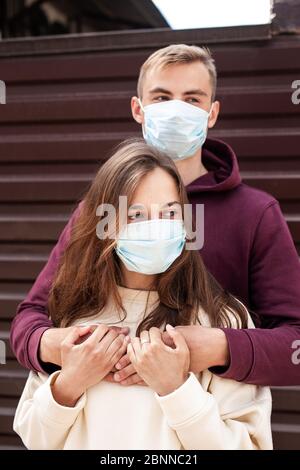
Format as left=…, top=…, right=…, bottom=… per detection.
left=115, top=218, right=186, bottom=275
left=139, top=99, right=212, bottom=160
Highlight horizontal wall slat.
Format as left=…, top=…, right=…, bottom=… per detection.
left=0, top=89, right=298, bottom=123
left=0, top=173, right=298, bottom=202
left=0, top=214, right=298, bottom=243
left=2, top=34, right=300, bottom=83
left=0, top=130, right=299, bottom=162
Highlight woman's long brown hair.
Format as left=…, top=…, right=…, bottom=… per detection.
left=48, top=138, right=248, bottom=332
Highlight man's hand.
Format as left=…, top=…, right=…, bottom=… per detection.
left=39, top=325, right=130, bottom=367
left=162, top=325, right=230, bottom=373
left=104, top=352, right=146, bottom=386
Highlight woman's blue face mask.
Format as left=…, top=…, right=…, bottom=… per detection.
left=115, top=218, right=186, bottom=275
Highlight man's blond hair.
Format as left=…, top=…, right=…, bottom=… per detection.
left=137, top=44, right=217, bottom=102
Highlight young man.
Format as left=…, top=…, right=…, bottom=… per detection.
left=11, top=45, right=300, bottom=386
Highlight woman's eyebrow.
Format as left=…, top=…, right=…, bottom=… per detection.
left=161, top=201, right=181, bottom=208
left=128, top=204, right=145, bottom=210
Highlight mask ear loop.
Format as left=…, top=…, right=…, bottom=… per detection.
left=206, top=103, right=214, bottom=134
left=207, top=102, right=214, bottom=118
left=138, top=98, right=147, bottom=140
left=138, top=98, right=145, bottom=113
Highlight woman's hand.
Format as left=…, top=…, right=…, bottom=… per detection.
left=52, top=324, right=129, bottom=406
left=39, top=324, right=129, bottom=366
left=127, top=325, right=190, bottom=396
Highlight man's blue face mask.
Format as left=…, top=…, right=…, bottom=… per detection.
left=139, top=99, right=213, bottom=161
left=115, top=218, right=186, bottom=275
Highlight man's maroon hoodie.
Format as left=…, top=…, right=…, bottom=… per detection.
left=10, top=138, right=300, bottom=386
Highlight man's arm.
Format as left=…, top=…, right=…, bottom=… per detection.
left=216, top=200, right=300, bottom=386
left=10, top=202, right=83, bottom=373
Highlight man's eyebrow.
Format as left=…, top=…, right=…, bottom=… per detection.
left=183, top=89, right=208, bottom=97
left=148, top=87, right=208, bottom=97
left=148, top=87, right=172, bottom=95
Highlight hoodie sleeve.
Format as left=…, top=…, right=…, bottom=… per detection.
left=10, top=202, right=83, bottom=373
left=13, top=371, right=86, bottom=450
left=155, top=371, right=273, bottom=450
left=216, top=200, right=300, bottom=386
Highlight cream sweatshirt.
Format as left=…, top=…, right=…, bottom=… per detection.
left=13, top=285, right=273, bottom=450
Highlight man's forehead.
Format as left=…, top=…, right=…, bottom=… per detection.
left=143, top=62, right=211, bottom=95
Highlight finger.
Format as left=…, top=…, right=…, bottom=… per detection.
left=140, top=330, right=150, bottom=342
left=119, top=373, right=143, bottom=386
left=109, top=335, right=130, bottom=363
left=140, top=330, right=151, bottom=348
left=115, top=351, right=131, bottom=370
left=110, top=326, right=130, bottom=336
left=161, top=331, right=175, bottom=348
left=105, top=333, right=125, bottom=356
left=131, top=337, right=142, bottom=360
left=165, top=324, right=189, bottom=353
left=137, top=380, right=146, bottom=386
left=99, top=328, right=122, bottom=352
left=64, top=326, right=91, bottom=346
left=111, top=348, right=128, bottom=370
left=149, top=327, right=163, bottom=345
left=127, top=342, right=136, bottom=364
left=113, top=363, right=136, bottom=382
left=85, top=324, right=110, bottom=346
left=103, top=372, right=115, bottom=383
left=74, top=325, right=98, bottom=344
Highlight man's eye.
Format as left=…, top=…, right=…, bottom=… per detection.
left=154, top=95, right=169, bottom=102
left=186, top=97, right=199, bottom=104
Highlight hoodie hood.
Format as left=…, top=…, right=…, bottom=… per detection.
left=186, top=137, right=242, bottom=193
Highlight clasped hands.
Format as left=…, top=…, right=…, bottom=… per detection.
left=51, top=323, right=229, bottom=407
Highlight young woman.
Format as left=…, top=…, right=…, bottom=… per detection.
left=13, top=139, right=272, bottom=450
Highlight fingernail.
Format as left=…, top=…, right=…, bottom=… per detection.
left=114, top=373, right=120, bottom=381
left=115, top=363, right=121, bottom=370
left=166, top=324, right=174, bottom=330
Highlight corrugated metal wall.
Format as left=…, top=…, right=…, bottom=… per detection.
left=0, top=27, right=299, bottom=450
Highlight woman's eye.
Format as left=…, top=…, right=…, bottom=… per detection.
left=162, top=210, right=177, bottom=219
left=128, top=211, right=144, bottom=221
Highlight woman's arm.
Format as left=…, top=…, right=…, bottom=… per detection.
left=13, top=370, right=86, bottom=450
left=14, top=325, right=129, bottom=449
left=155, top=371, right=272, bottom=450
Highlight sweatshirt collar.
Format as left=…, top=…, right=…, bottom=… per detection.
left=186, top=137, right=242, bottom=193
left=117, top=284, right=159, bottom=304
